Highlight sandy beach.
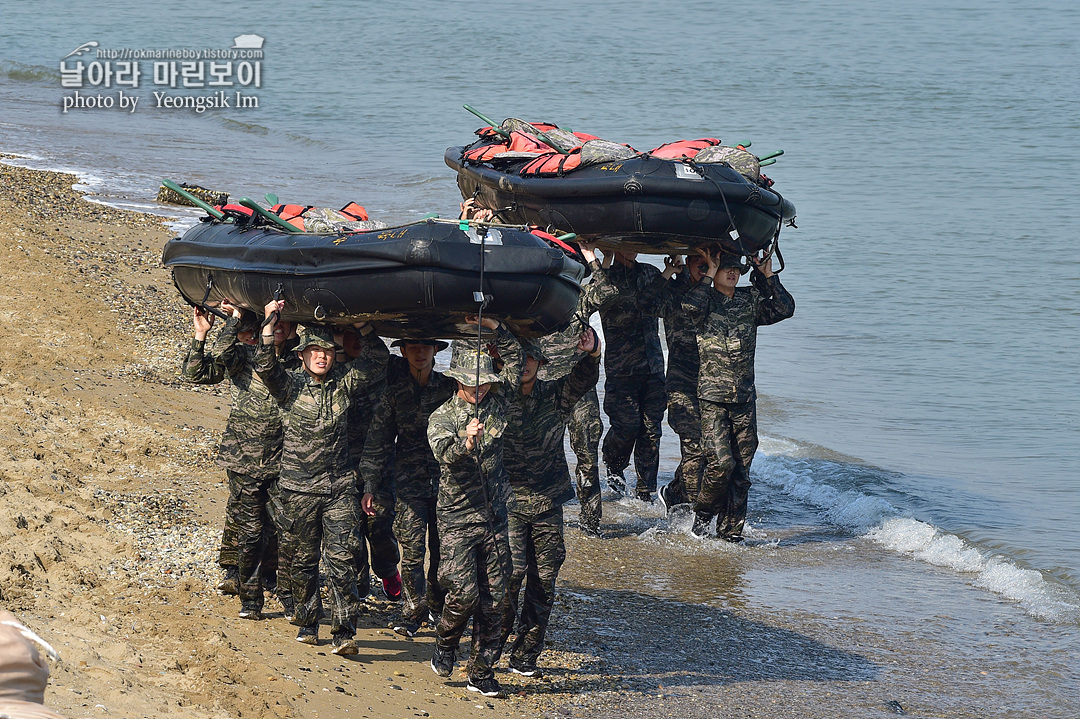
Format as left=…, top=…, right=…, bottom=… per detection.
left=4, top=159, right=1048, bottom=719
left=0, top=160, right=719, bottom=719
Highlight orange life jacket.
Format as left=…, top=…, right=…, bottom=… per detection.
left=268, top=202, right=371, bottom=231
left=518, top=149, right=584, bottom=177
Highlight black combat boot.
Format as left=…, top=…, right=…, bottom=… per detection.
left=691, top=512, right=712, bottom=538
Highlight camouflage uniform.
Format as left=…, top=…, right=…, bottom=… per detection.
left=681, top=272, right=795, bottom=539
left=536, top=259, right=619, bottom=529
left=181, top=318, right=299, bottom=613
left=501, top=345, right=601, bottom=668
left=359, top=354, right=455, bottom=623
left=598, top=259, right=668, bottom=495
left=639, top=270, right=705, bottom=505
left=256, top=326, right=389, bottom=637
left=346, top=372, right=400, bottom=597
left=426, top=326, right=522, bottom=683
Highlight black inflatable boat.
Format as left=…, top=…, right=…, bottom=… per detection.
left=162, top=218, right=585, bottom=339
left=445, top=120, right=796, bottom=255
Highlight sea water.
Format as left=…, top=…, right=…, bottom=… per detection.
left=1, top=0, right=1077, bottom=713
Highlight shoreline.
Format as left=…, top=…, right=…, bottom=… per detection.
left=0, top=158, right=760, bottom=719
left=2, top=158, right=1074, bottom=719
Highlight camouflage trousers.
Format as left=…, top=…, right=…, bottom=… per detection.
left=664, top=389, right=706, bottom=506
left=394, top=495, right=446, bottom=623
left=273, top=487, right=362, bottom=636
left=602, top=374, right=667, bottom=494
left=568, top=387, right=603, bottom=527
left=349, top=493, right=400, bottom=597
left=436, top=513, right=512, bottom=682
left=698, top=399, right=758, bottom=539
left=500, top=505, right=566, bottom=666
left=218, top=470, right=281, bottom=610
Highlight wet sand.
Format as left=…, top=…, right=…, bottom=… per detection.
left=1, top=158, right=1064, bottom=719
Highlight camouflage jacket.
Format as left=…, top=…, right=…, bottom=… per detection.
left=598, top=259, right=666, bottom=378
left=638, top=271, right=700, bottom=395
left=255, top=328, right=389, bottom=495
left=504, top=350, right=601, bottom=515
left=537, top=260, right=619, bottom=381
left=681, top=275, right=795, bottom=404
left=426, top=325, right=523, bottom=525
left=181, top=318, right=299, bottom=479
left=359, top=355, right=456, bottom=502
left=347, top=370, right=388, bottom=466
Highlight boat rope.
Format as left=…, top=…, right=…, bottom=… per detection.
left=197, top=272, right=229, bottom=321
left=688, top=159, right=752, bottom=258
left=260, top=283, right=285, bottom=329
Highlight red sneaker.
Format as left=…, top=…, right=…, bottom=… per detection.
left=381, top=572, right=402, bottom=602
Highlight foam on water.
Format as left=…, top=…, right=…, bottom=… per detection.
left=755, top=438, right=1080, bottom=625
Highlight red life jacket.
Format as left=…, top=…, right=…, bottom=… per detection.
left=475, top=121, right=562, bottom=142
left=212, top=202, right=370, bottom=230
left=647, top=138, right=722, bottom=160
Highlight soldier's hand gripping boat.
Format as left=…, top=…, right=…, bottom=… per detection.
left=446, top=116, right=796, bottom=256
left=161, top=194, right=585, bottom=339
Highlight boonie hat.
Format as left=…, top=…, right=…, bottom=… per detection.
left=295, top=325, right=338, bottom=352
left=520, top=340, right=549, bottom=364
left=445, top=342, right=502, bottom=386
left=390, top=338, right=450, bottom=352
left=718, top=252, right=751, bottom=274
left=236, top=310, right=259, bottom=335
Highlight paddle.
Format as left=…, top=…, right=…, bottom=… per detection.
left=238, top=197, right=304, bottom=233
left=162, top=179, right=226, bottom=220
left=265, top=192, right=279, bottom=206
left=463, top=104, right=511, bottom=141
left=463, top=105, right=569, bottom=155
left=757, top=150, right=784, bottom=162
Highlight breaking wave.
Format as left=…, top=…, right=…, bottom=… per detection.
left=755, top=439, right=1080, bottom=625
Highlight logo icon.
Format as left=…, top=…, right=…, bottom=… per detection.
left=231, top=34, right=265, bottom=49
left=63, top=41, right=99, bottom=59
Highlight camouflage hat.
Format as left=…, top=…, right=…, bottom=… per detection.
left=236, top=310, right=259, bottom=335
left=520, top=339, right=549, bottom=364
left=718, top=252, right=745, bottom=269
left=294, top=325, right=338, bottom=352
left=444, top=343, right=502, bottom=386
left=390, top=338, right=450, bottom=352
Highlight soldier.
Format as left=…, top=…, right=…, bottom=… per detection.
left=682, top=250, right=795, bottom=542
left=427, top=317, right=522, bottom=698
left=598, top=251, right=667, bottom=502
left=534, top=242, right=619, bottom=537
left=340, top=327, right=402, bottom=603
left=256, top=300, right=389, bottom=654
left=182, top=302, right=297, bottom=620
left=638, top=253, right=711, bottom=513
left=500, top=329, right=601, bottom=678
left=359, top=338, right=454, bottom=638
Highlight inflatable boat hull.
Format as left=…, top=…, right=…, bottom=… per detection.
left=162, top=220, right=584, bottom=339
left=446, top=146, right=795, bottom=255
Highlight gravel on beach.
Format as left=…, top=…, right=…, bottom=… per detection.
left=1, top=158, right=940, bottom=719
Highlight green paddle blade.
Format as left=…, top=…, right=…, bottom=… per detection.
left=265, top=192, right=279, bottom=206
left=238, top=197, right=303, bottom=233
left=463, top=104, right=511, bottom=140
